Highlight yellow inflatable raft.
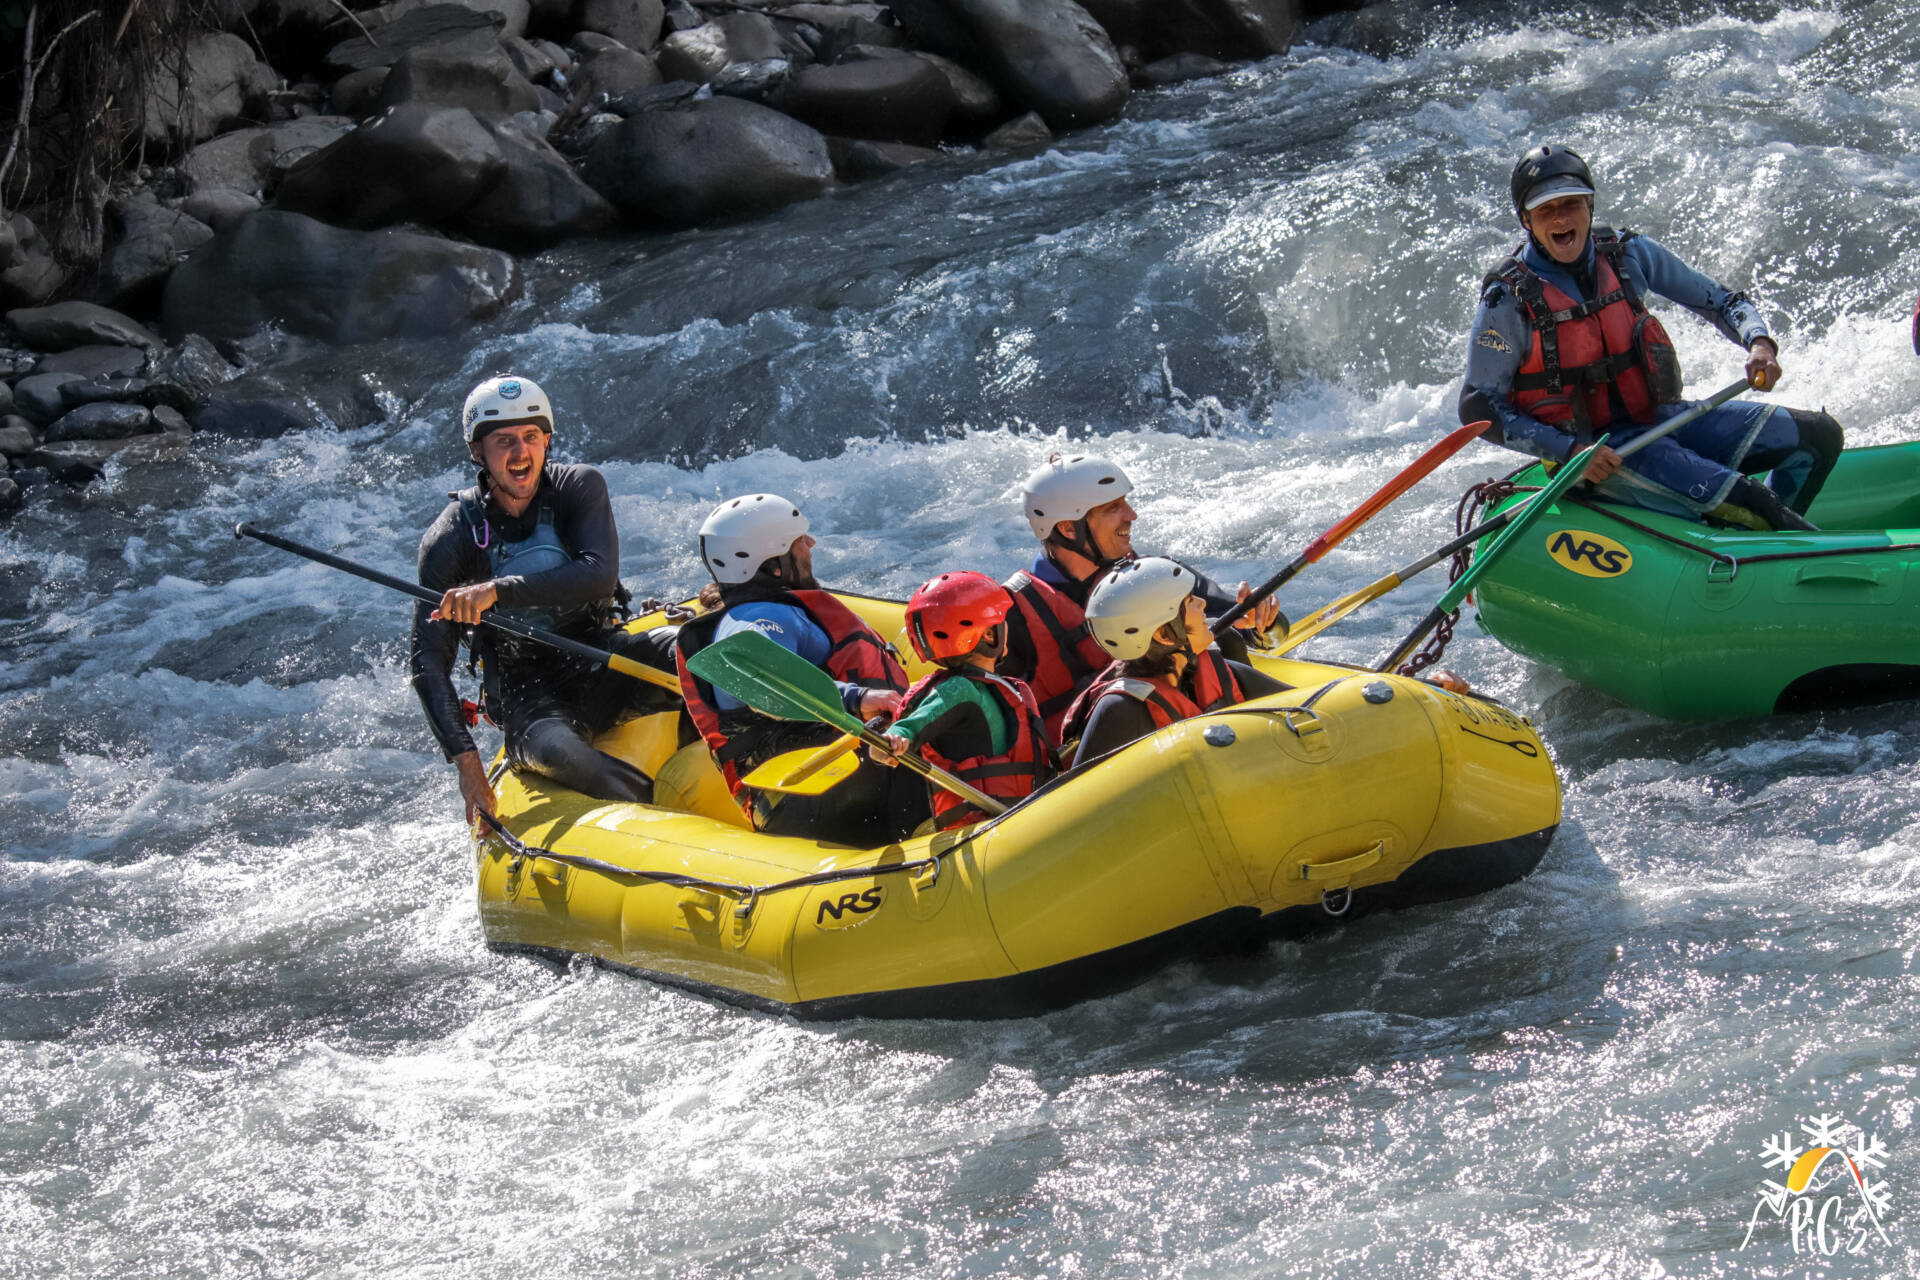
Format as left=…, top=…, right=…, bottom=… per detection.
left=474, top=595, right=1562, bottom=1019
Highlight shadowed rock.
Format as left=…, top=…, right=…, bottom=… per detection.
left=145, top=32, right=279, bottom=147
left=827, top=137, right=945, bottom=180
left=581, top=95, right=833, bottom=227
left=891, top=0, right=1128, bottom=130
left=1078, top=0, right=1298, bottom=61
left=0, top=213, right=69, bottom=307
left=45, top=403, right=155, bottom=444
left=275, top=104, right=507, bottom=227
left=576, top=0, right=665, bottom=52
left=7, top=302, right=162, bottom=352
left=580, top=45, right=664, bottom=97
left=458, top=117, right=619, bottom=248
left=772, top=57, right=956, bottom=146
left=325, top=5, right=502, bottom=74
left=98, top=199, right=216, bottom=308
left=162, top=210, right=521, bottom=344
left=35, top=346, right=148, bottom=379
left=1134, top=51, right=1230, bottom=85
left=373, top=43, right=544, bottom=116
left=178, top=118, right=358, bottom=196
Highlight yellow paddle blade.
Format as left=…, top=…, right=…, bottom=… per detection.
left=1272, top=573, right=1404, bottom=656
left=739, top=739, right=863, bottom=795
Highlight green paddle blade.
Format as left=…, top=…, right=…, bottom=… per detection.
left=686, top=629, right=865, bottom=733
left=1436, top=435, right=1611, bottom=616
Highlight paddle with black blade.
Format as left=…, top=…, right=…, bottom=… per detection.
left=1207, top=418, right=1492, bottom=641
left=234, top=522, right=683, bottom=694
left=687, top=629, right=1007, bottom=818
left=1375, top=433, right=1612, bottom=673
left=1270, top=378, right=1753, bottom=656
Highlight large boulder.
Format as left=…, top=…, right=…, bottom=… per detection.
left=782, top=4, right=910, bottom=60
left=715, top=11, right=785, bottom=62
left=890, top=0, right=1129, bottom=130
left=457, top=117, right=618, bottom=248
left=581, top=95, right=833, bottom=227
left=274, top=104, right=506, bottom=227
left=144, top=32, right=279, bottom=148
left=161, top=210, right=521, bottom=344
left=655, top=24, right=732, bottom=83
left=146, top=335, right=243, bottom=412
left=97, top=197, right=217, bottom=307
left=6, top=302, right=162, bottom=352
left=1077, top=0, right=1298, bottom=61
left=0, top=213, right=68, bottom=307
left=372, top=43, right=543, bottom=116
left=178, top=117, right=357, bottom=197
left=579, top=45, right=663, bottom=97
left=367, top=0, right=533, bottom=40
left=772, top=58, right=956, bottom=146
left=575, top=0, right=664, bottom=53
left=324, top=4, right=502, bottom=74
left=189, top=367, right=389, bottom=436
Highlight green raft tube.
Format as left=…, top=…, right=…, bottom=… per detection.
left=1467, top=441, right=1920, bottom=719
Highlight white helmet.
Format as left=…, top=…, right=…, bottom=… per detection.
left=699, top=493, right=810, bottom=584
left=1085, top=557, right=1195, bottom=661
left=1020, top=452, right=1133, bottom=541
left=462, top=374, right=553, bottom=444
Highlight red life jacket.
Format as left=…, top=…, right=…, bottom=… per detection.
left=1060, top=649, right=1245, bottom=751
left=896, top=668, right=1052, bottom=830
left=1492, top=226, right=1681, bottom=433
left=675, top=588, right=908, bottom=808
left=1004, top=567, right=1112, bottom=744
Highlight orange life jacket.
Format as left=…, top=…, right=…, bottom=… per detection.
left=1004, top=568, right=1112, bottom=744
left=675, top=588, right=908, bottom=808
left=1492, top=226, right=1680, bottom=433
left=1060, top=649, right=1244, bottom=749
left=896, top=668, right=1051, bottom=830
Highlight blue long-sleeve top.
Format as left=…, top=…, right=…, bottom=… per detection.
left=1459, top=230, right=1770, bottom=462
left=712, top=603, right=870, bottom=716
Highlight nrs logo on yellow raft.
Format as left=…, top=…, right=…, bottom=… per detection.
left=1544, top=529, right=1632, bottom=578
left=1741, top=1114, right=1893, bottom=1256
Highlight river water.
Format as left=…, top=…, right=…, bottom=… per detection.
left=6, top=2, right=1920, bottom=1276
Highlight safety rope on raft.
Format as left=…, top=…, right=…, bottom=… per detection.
left=474, top=809, right=944, bottom=919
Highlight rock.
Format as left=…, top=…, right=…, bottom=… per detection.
left=179, top=118, right=358, bottom=196
left=1077, top=0, right=1296, bottom=61
left=146, top=335, right=242, bottom=411
left=570, top=30, right=625, bottom=57
left=152, top=404, right=191, bottom=433
left=35, top=346, right=148, bottom=379
left=373, top=43, right=543, bottom=117
left=0, top=349, right=36, bottom=378
left=145, top=31, right=279, bottom=147
left=0, top=475, right=18, bottom=512
left=0, top=417, right=36, bottom=456
left=576, top=0, right=664, bottom=53
left=581, top=45, right=663, bottom=97
left=912, top=52, right=1005, bottom=126
left=59, top=378, right=152, bottom=409
left=503, top=35, right=557, bottom=81
left=773, top=57, right=955, bottom=146
left=97, top=198, right=216, bottom=307
left=716, top=11, right=784, bottom=62
left=891, top=0, right=1129, bottom=130
left=368, top=0, right=532, bottom=40
left=27, top=431, right=192, bottom=484
left=45, top=403, right=155, bottom=443
left=190, top=368, right=386, bottom=437
left=606, top=80, right=701, bottom=115
left=225, top=0, right=344, bottom=80
left=0, top=213, right=67, bottom=308
left=457, top=116, right=619, bottom=248
left=331, top=66, right=392, bottom=116
left=275, top=103, right=506, bottom=228
left=662, top=0, right=701, bottom=33
left=6, top=302, right=161, bottom=352
left=1133, top=51, right=1229, bottom=85
left=827, top=137, right=944, bottom=180
left=783, top=4, right=910, bottom=60
left=162, top=210, right=521, bottom=344
left=325, top=5, right=502, bottom=74
left=181, top=187, right=264, bottom=233
left=655, top=24, right=731, bottom=83
left=0, top=381, right=9, bottom=416
left=983, top=109, right=1052, bottom=149
left=711, top=59, right=791, bottom=100
left=582, top=95, right=833, bottom=227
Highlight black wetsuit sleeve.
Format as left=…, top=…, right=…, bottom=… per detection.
left=912, top=701, right=997, bottom=763
left=410, top=503, right=487, bottom=761
left=1228, top=659, right=1289, bottom=699
left=1073, top=695, right=1158, bottom=769
left=491, top=464, right=621, bottom=611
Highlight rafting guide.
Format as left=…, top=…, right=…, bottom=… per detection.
left=1740, top=1114, right=1892, bottom=1255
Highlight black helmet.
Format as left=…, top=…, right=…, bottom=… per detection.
left=1510, top=144, right=1595, bottom=221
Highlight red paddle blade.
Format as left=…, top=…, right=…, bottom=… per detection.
left=1301, top=420, right=1491, bottom=563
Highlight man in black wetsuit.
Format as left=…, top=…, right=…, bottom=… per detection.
left=409, top=375, right=678, bottom=821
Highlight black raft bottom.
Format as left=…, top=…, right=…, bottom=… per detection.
left=1775, top=663, right=1920, bottom=715
left=492, top=826, right=1559, bottom=1022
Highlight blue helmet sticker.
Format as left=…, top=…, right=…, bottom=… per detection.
left=498, top=379, right=522, bottom=400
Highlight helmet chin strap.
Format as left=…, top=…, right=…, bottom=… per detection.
left=1051, top=517, right=1125, bottom=571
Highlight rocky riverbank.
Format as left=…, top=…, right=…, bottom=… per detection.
left=0, top=0, right=1408, bottom=517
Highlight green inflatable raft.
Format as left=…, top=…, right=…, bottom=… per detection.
left=1468, top=442, right=1920, bottom=719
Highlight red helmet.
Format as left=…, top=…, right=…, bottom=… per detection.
left=905, top=571, right=1012, bottom=662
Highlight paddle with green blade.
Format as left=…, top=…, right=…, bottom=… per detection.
left=1375, top=433, right=1612, bottom=673
left=1269, top=378, right=1755, bottom=658
left=687, top=629, right=1007, bottom=817
left=1207, top=418, right=1491, bottom=641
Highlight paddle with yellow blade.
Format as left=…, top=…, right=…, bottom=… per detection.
left=1207, top=418, right=1491, bottom=642
left=739, top=716, right=889, bottom=796
left=1375, top=432, right=1612, bottom=673
left=688, top=629, right=1007, bottom=817
left=235, top=522, right=683, bottom=693
left=1270, top=379, right=1754, bottom=657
